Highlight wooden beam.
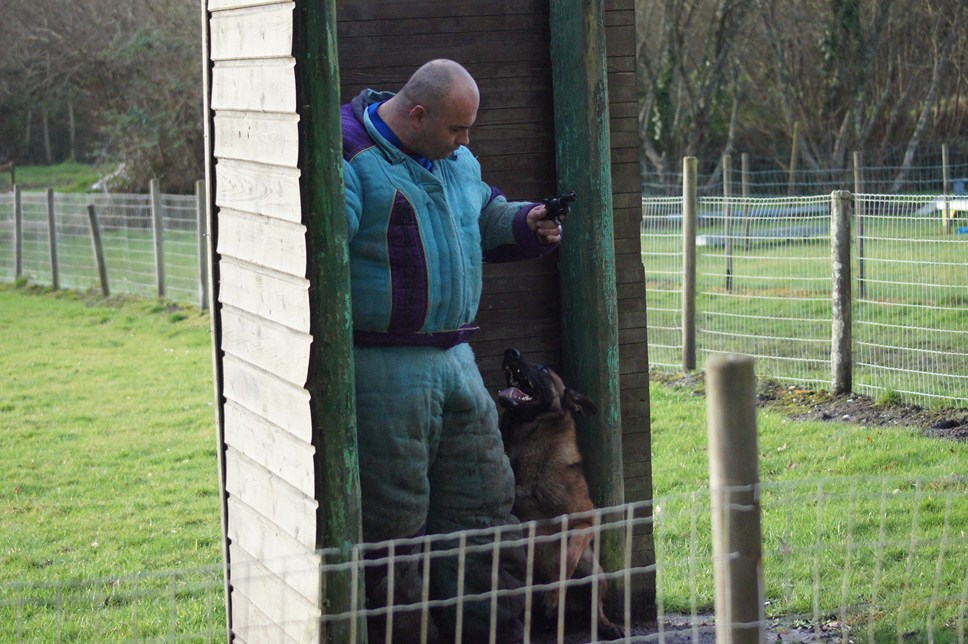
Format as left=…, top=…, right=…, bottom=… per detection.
left=549, top=0, right=625, bottom=610
left=294, top=1, right=365, bottom=641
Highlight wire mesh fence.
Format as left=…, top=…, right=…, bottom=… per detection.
left=3, top=475, right=966, bottom=642
left=0, top=188, right=204, bottom=306
left=642, top=193, right=968, bottom=407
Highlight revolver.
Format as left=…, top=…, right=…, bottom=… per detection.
left=541, top=191, right=576, bottom=225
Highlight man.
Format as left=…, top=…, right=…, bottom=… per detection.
left=341, top=59, right=563, bottom=642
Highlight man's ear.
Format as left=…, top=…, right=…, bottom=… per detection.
left=409, top=104, right=429, bottom=126
left=564, top=389, right=599, bottom=417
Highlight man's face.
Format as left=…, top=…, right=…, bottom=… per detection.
left=409, top=88, right=478, bottom=161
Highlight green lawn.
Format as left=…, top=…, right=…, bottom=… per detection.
left=1, top=285, right=966, bottom=640
left=0, top=285, right=223, bottom=641
left=649, top=375, right=968, bottom=641
left=7, top=162, right=109, bottom=193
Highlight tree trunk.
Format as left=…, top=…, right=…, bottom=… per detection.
left=42, top=109, right=52, bottom=164
left=68, top=94, right=76, bottom=162
left=890, top=12, right=960, bottom=192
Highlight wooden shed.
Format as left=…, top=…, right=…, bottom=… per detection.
left=202, top=0, right=653, bottom=640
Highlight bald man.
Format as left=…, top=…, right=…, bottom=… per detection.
left=341, top=59, right=562, bottom=642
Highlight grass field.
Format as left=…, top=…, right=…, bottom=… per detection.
left=4, top=162, right=109, bottom=193
left=0, top=285, right=223, bottom=641
left=1, top=285, right=966, bottom=640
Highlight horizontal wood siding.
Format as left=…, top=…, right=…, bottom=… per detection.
left=207, top=0, right=320, bottom=639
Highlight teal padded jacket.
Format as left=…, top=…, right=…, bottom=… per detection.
left=342, top=89, right=557, bottom=348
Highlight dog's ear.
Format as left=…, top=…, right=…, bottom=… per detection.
left=564, top=388, right=599, bottom=416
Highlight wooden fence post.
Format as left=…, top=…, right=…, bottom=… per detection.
left=831, top=190, right=853, bottom=395
left=149, top=178, right=166, bottom=298
left=14, top=185, right=22, bottom=280
left=706, top=353, right=764, bottom=644
left=46, top=188, right=59, bottom=290
left=86, top=205, right=110, bottom=297
left=723, top=154, right=733, bottom=292
left=195, top=179, right=209, bottom=310
left=683, top=156, right=697, bottom=372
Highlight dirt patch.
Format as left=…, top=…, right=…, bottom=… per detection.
left=650, top=369, right=968, bottom=443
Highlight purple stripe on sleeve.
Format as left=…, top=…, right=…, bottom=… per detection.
left=386, top=191, right=428, bottom=333
left=483, top=204, right=557, bottom=262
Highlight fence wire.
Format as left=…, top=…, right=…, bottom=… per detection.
left=0, top=191, right=202, bottom=305
left=3, top=476, right=966, bottom=642
left=642, top=193, right=968, bottom=406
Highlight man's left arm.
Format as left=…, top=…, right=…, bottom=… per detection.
left=479, top=187, right=562, bottom=263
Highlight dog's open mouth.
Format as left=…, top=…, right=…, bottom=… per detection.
left=498, top=365, right=535, bottom=405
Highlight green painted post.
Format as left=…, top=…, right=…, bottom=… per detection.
left=294, top=1, right=365, bottom=641
left=549, top=0, right=625, bottom=609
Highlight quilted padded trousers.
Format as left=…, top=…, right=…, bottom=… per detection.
left=354, top=343, right=526, bottom=643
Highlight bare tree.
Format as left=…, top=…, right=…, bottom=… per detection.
left=636, top=0, right=968, bottom=191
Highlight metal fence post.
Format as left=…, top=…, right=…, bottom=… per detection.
left=942, top=143, right=951, bottom=233
left=706, top=353, right=763, bottom=644
left=195, top=179, right=209, bottom=310
left=723, top=154, right=733, bottom=292
left=831, top=190, right=853, bottom=395
left=149, top=178, right=166, bottom=298
left=46, top=188, right=59, bottom=290
left=741, top=152, right=751, bottom=251
left=853, top=152, right=866, bottom=300
left=683, top=156, right=698, bottom=372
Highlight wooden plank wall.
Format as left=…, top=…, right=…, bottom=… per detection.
left=206, top=1, right=322, bottom=641
left=336, top=0, right=655, bottom=610
left=336, top=0, right=561, bottom=390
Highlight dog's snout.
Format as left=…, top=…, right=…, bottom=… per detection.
left=505, top=347, right=522, bottom=360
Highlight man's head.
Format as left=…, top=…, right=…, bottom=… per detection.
left=381, top=59, right=480, bottom=161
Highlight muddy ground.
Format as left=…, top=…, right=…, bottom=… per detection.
left=650, top=369, right=968, bottom=443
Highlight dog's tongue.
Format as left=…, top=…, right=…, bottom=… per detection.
left=498, top=386, right=529, bottom=401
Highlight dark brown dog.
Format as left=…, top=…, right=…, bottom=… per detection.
left=497, top=348, right=623, bottom=639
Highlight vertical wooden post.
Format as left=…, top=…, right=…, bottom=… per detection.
left=549, top=0, right=627, bottom=610
left=149, top=178, right=166, bottom=298
left=741, top=152, right=751, bottom=251
left=14, top=185, right=23, bottom=280
left=195, top=180, right=209, bottom=310
left=723, top=154, right=733, bottom=292
left=942, top=143, right=951, bottom=233
left=853, top=151, right=865, bottom=300
left=706, top=353, right=764, bottom=644
left=682, top=157, right=697, bottom=372
left=831, top=191, right=853, bottom=395
left=46, top=188, right=59, bottom=290
left=788, top=120, right=800, bottom=196
left=294, top=0, right=364, bottom=640
left=86, top=204, right=110, bottom=297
